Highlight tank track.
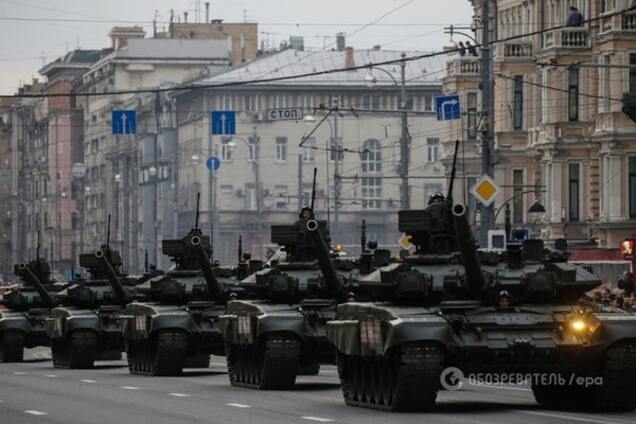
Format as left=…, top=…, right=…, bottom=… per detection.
left=0, top=331, right=25, bottom=362
left=226, top=334, right=300, bottom=389
left=127, top=330, right=188, bottom=376
left=532, top=341, right=636, bottom=412
left=337, top=343, right=443, bottom=411
left=184, top=353, right=210, bottom=368
left=52, top=330, right=97, bottom=369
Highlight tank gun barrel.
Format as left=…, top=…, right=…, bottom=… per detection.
left=94, top=249, right=128, bottom=304
left=452, top=203, right=485, bottom=295
left=190, top=235, right=223, bottom=299
left=14, top=263, right=55, bottom=307
left=306, top=219, right=343, bottom=296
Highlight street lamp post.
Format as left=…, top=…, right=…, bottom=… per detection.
left=365, top=53, right=410, bottom=209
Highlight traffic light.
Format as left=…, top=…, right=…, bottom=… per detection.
left=620, top=238, right=635, bottom=259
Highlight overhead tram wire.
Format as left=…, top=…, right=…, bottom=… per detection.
left=4, top=5, right=635, bottom=99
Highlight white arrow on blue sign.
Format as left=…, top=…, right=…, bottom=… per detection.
left=435, top=95, right=461, bottom=121
left=206, top=156, right=221, bottom=172
left=211, top=111, right=236, bottom=135
left=112, top=110, right=137, bottom=134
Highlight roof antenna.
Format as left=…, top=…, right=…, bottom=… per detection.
left=447, top=139, right=460, bottom=203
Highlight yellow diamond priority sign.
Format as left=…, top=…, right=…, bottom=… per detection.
left=399, top=234, right=412, bottom=250
left=470, top=175, right=499, bottom=207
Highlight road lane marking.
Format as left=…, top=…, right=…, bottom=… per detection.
left=226, top=403, right=251, bottom=408
left=13, top=372, right=27, bottom=375
left=120, top=386, right=140, bottom=390
left=44, top=374, right=57, bottom=378
left=25, top=410, right=47, bottom=416
left=517, top=410, right=632, bottom=424
left=301, top=417, right=334, bottom=422
left=81, top=379, right=96, bottom=383
left=169, top=393, right=190, bottom=397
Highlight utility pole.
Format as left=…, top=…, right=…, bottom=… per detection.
left=399, top=52, right=410, bottom=210
left=333, top=99, right=340, bottom=234
left=479, top=0, right=495, bottom=247
left=297, top=153, right=303, bottom=209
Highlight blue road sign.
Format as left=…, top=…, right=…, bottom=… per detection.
left=211, top=111, right=236, bottom=135
left=206, top=156, right=221, bottom=172
left=435, top=95, right=461, bottom=121
left=112, top=110, right=137, bottom=134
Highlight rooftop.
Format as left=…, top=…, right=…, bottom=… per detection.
left=191, top=48, right=446, bottom=88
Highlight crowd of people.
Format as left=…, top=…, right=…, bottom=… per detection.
left=586, top=271, right=636, bottom=311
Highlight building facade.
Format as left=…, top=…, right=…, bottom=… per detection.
left=176, top=45, right=447, bottom=263
left=443, top=0, right=636, bottom=252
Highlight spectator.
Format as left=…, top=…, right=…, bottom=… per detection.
left=566, top=6, right=584, bottom=27
left=466, top=41, right=478, bottom=57
left=618, top=271, right=635, bottom=296
left=457, top=41, right=466, bottom=57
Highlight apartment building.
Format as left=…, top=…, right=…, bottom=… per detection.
left=175, top=43, right=447, bottom=262
left=444, top=0, right=636, bottom=253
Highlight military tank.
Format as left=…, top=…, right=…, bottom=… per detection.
left=0, top=249, right=63, bottom=362
left=47, top=218, right=147, bottom=368
left=326, top=142, right=636, bottom=412
left=219, top=169, right=363, bottom=389
left=121, top=194, right=235, bottom=376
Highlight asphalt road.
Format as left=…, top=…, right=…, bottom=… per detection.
left=0, top=349, right=634, bottom=424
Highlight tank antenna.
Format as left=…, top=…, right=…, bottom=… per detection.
left=447, top=139, right=460, bottom=203
left=238, top=235, right=243, bottom=263
left=106, top=214, right=111, bottom=248
left=310, top=167, right=317, bottom=213
left=36, top=229, right=41, bottom=260
left=194, top=192, right=201, bottom=230
left=361, top=220, right=367, bottom=251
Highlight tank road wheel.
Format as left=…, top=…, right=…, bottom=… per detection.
left=68, top=331, right=97, bottom=369
left=0, top=331, right=25, bottom=362
left=226, top=334, right=300, bottom=390
left=590, top=341, right=636, bottom=411
left=533, top=341, right=636, bottom=412
left=52, top=337, right=70, bottom=368
left=336, top=343, right=443, bottom=411
left=129, top=330, right=188, bottom=376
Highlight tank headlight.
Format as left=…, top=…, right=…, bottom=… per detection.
left=569, top=319, right=587, bottom=332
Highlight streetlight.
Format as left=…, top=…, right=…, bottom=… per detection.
left=148, top=166, right=158, bottom=177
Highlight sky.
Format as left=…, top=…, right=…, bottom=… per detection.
left=0, top=0, right=474, bottom=95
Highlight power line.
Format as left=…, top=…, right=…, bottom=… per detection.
left=3, top=5, right=634, bottom=99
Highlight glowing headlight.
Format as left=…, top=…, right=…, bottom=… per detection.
left=569, top=319, right=587, bottom=332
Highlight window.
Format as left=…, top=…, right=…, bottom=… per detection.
left=568, top=69, right=579, bottom=121
left=427, top=138, right=439, bottom=163
left=301, top=184, right=313, bottom=208
left=275, top=137, right=287, bottom=162
left=630, top=54, right=636, bottom=94
left=569, top=163, right=580, bottom=222
left=513, top=75, right=523, bottom=130
left=220, top=185, right=233, bottom=209
left=513, top=169, right=524, bottom=224
left=467, top=93, right=478, bottom=139
left=630, top=158, right=636, bottom=218
left=221, top=138, right=233, bottom=161
left=302, top=137, right=316, bottom=162
left=424, top=94, right=432, bottom=111
left=90, top=139, right=99, bottom=154
left=274, top=185, right=288, bottom=209
left=361, top=177, right=382, bottom=209
left=245, top=184, right=257, bottom=210
left=248, top=136, right=259, bottom=161
left=361, top=139, right=382, bottom=172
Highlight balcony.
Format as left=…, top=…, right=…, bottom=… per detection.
left=542, top=28, right=589, bottom=50
left=599, top=10, right=636, bottom=35
left=496, top=41, right=533, bottom=59
left=446, top=57, right=480, bottom=77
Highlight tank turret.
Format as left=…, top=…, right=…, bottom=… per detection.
left=94, top=249, right=128, bottom=304
left=189, top=232, right=223, bottom=299
left=13, top=260, right=55, bottom=307
left=306, top=219, right=343, bottom=296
